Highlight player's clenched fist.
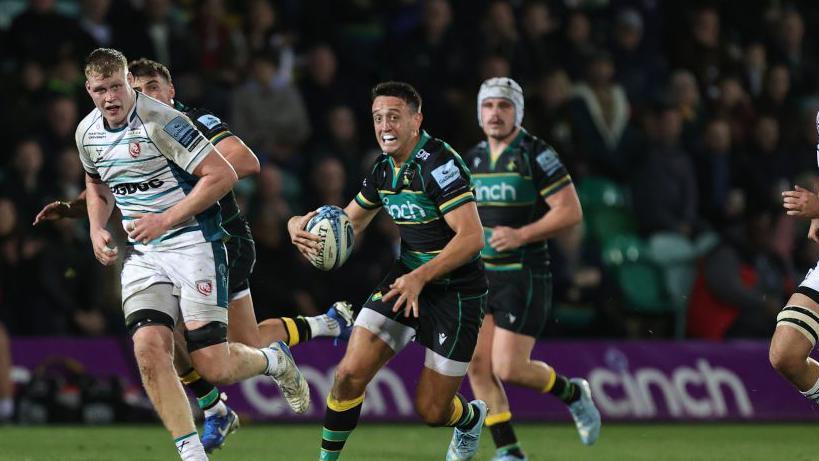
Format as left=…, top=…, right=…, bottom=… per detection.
left=782, top=185, right=819, bottom=219
left=91, top=228, right=118, bottom=266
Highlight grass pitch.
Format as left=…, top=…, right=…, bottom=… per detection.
left=0, top=423, right=814, bottom=460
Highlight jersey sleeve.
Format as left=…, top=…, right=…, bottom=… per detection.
left=149, top=103, right=215, bottom=174
left=426, top=146, right=475, bottom=215
left=531, top=145, right=572, bottom=199
left=75, top=122, right=99, bottom=179
left=354, top=161, right=382, bottom=210
left=187, top=107, right=234, bottom=147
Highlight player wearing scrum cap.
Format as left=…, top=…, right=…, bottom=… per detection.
left=463, top=77, right=601, bottom=460
left=771, top=112, right=819, bottom=410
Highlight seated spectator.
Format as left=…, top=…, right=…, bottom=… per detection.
left=631, top=103, right=700, bottom=237
left=230, top=52, right=311, bottom=167
left=687, top=207, right=794, bottom=339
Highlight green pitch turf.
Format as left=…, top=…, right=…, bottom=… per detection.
left=0, top=423, right=814, bottom=460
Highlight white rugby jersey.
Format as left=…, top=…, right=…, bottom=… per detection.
left=76, top=91, right=224, bottom=250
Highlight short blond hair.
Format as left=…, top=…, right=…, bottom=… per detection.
left=84, top=48, right=128, bottom=79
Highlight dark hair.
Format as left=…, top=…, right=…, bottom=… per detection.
left=371, top=81, right=422, bottom=113
left=128, top=58, right=172, bottom=83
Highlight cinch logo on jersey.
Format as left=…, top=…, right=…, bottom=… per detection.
left=110, top=179, right=164, bottom=195
left=474, top=179, right=516, bottom=201
left=383, top=196, right=427, bottom=221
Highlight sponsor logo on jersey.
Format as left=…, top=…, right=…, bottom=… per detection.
left=438, top=333, right=447, bottom=345
left=110, top=178, right=164, bottom=195
left=383, top=196, right=427, bottom=220
left=474, top=179, right=516, bottom=201
left=535, top=148, right=561, bottom=175
left=431, top=159, right=460, bottom=189
left=472, top=156, right=481, bottom=168
left=197, top=114, right=222, bottom=130
left=163, top=116, right=201, bottom=151
left=415, top=149, right=430, bottom=161
left=129, top=142, right=141, bottom=158
left=196, top=279, right=213, bottom=296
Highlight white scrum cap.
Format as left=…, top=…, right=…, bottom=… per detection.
left=477, top=77, right=524, bottom=127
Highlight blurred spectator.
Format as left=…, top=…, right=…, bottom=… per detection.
left=2, top=139, right=51, bottom=225
left=230, top=52, right=311, bottom=166
left=559, top=10, right=596, bottom=80
left=389, top=0, right=465, bottom=141
left=610, top=8, right=666, bottom=110
left=0, top=197, right=46, bottom=334
left=742, top=41, right=767, bottom=98
left=77, top=0, right=114, bottom=48
left=569, top=52, right=636, bottom=181
left=39, top=96, right=79, bottom=161
left=116, top=0, right=199, bottom=75
left=1, top=61, right=50, bottom=141
left=192, top=0, right=245, bottom=85
left=631, top=104, right=700, bottom=237
left=669, top=69, right=706, bottom=153
left=6, top=0, right=89, bottom=66
left=524, top=69, right=577, bottom=174
left=304, top=156, right=347, bottom=211
left=694, top=118, right=744, bottom=230
left=53, top=147, right=85, bottom=202
left=710, top=75, right=755, bottom=150
left=480, top=0, right=522, bottom=73
left=250, top=206, right=319, bottom=318
left=737, top=115, right=793, bottom=209
left=308, top=105, right=366, bottom=193
left=0, top=322, right=11, bottom=422
left=756, top=64, right=799, bottom=146
left=241, top=0, right=294, bottom=84
left=299, top=44, right=345, bottom=138
left=687, top=207, right=793, bottom=339
left=248, top=163, right=294, bottom=222
left=518, top=0, right=561, bottom=83
left=39, top=217, right=108, bottom=335
left=770, top=8, right=817, bottom=96
left=672, top=5, right=737, bottom=99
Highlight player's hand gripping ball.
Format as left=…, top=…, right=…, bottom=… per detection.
left=304, top=205, right=354, bottom=271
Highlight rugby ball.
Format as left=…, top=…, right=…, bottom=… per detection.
left=305, top=205, right=354, bottom=271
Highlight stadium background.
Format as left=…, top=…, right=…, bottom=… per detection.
left=2, top=0, right=819, bottom=459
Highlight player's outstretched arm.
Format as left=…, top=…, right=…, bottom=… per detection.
left=85, top=174, right=117, bottom=266
left=128, top=152, right=237, bottom=244
left=384, top=202, right=484, bottom=318
left=343, top=199, right=380, bottom=236
left=782, top=185, right=819, bottom=219
left=215, top=137, right=260, bottom=179
left=33, top=190, right=88, bottom=225
left=489, top=183, right=583, bottom=252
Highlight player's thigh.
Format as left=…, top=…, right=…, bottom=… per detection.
left=332, top=325, right=396, bottom=398
left=354, top=264, right=418, bottom=354
left=491, top=327, right=537, bottom=371
left=771, top=292, right=819, bottom=363
left=227, top=293, right=262, bottom=347
left=469, top=313, right=497, bottom=377
left=416, top=287, right=486, bottom=374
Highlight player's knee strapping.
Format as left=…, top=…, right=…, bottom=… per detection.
left=321, top=393, right=365, bottom=461
left=184, top=321, right=228, bottom=352
left=777, top=305, right=819, bottom=346
left=125, top=309, right=175, bottom=336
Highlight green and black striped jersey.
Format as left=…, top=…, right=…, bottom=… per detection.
left=464, top=128, right=572, bottom=270
left=355, top=131, right=485, bottom=290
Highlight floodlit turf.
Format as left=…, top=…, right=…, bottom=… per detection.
left=0, top=423, right=815, bottom=460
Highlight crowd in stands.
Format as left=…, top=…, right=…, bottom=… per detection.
left=1, top=0, right=818, bottom=340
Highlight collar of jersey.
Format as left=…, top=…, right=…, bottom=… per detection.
left=488, top=127, right=527, bottom=170
left=387, top=130, right=430, bottom=189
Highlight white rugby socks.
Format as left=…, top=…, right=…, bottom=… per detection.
left=175, top=431, right=207, bottom=460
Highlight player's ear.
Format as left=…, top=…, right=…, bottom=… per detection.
left=127, top=72, right=134, bottom=86
left=414, top=111, right=423, bottom=129
left=168, top=82, right=176, bottom=100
